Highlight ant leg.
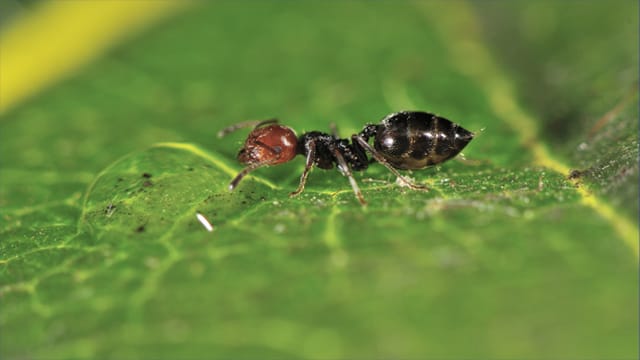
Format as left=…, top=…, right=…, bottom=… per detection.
left=228, top=162, right=269, bottom=191
left=332, top=147, right=367, bottom=206
left=217, top=118, right=278, bottom=138
left=290, top=140, right=316, bottom=197
left=352, top=135, right=429, bottom=191
left=329, top=123, right=339, bottom=137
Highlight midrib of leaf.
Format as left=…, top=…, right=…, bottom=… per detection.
left=77, top=142, right=278, bottom=230
left=418, top=1, right=639, bottom=257
left=75, top=142, right=284, bottom=314
left=152, top=142, right=279, bottom=190
left=121, top=143, right=266, bottom=311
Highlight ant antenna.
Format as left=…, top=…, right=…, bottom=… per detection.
left=228, top=161, right=271, bottom=191
left=217, top=118, right=279, bottom=138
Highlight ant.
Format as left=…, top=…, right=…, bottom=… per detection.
left=218, top=111, right=474, bottom=205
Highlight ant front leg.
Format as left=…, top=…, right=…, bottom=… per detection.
left=352, top=134, right=429, bottom=192
left=290, top=140, right=316, bottom=197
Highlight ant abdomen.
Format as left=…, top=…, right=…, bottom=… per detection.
left=371, top=111, right=474, bottom=170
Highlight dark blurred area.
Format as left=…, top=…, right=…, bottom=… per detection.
left=475, top=1, right=638, bottom=219
left=475, top=1, right=637, bottom=145
left=0, top=0, right=41, bottom=29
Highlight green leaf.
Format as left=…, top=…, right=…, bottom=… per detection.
left=1, top=2, right=637, bottom=359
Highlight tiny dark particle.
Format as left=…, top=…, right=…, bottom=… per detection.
left=568, top=169, right=585, bottom=180
left=617, top=166, right=631, bottom=178
left=142, top=173, right=152, bottom=178
left=188, top=167, right=194, bottom=171
left=136, top=225, right=146, bottom=233
left=105, top=203, right=116, bottom=214
left=143, top=180, right=153, bottom=187
left=117, top=177, right=124, bottom=182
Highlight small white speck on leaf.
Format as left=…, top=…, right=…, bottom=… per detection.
left=196, top=212, right=214, bottom=232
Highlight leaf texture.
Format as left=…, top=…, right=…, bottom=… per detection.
left=1, top=2, right=637, bottom=359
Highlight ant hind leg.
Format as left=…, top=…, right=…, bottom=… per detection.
left=332, top=146, right=367, bottom=206
left=352, top=135, right=429, bottom=192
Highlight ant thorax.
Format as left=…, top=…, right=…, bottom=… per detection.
left=297, top=132, right=368, bottom=171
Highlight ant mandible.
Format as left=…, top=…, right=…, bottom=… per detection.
left=218, top=111, right=474, bottom=206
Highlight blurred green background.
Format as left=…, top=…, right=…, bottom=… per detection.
left=1, top=1, right=637, bottom=359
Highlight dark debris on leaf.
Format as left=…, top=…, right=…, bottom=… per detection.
left=104, top=203, right=116, bottom=216
left=568, top=168, right=592, bottom=180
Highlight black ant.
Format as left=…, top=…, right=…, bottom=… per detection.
left=218, top=111, right=474, bottom=205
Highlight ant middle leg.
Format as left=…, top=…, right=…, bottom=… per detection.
left=332, top=146, right=367, bottom=206
left=352, top=135, right=429, bottom=191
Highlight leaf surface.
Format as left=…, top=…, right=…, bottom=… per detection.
left=1, top=2, right=637, bottom=359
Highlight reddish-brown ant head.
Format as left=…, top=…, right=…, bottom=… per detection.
left=237, top=124, right=298, bottom=165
